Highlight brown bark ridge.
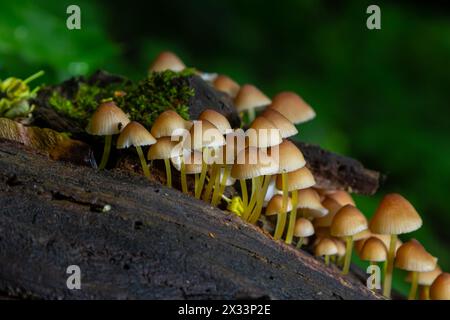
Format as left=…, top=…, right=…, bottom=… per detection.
left=0, top=140, right=383, bottom=300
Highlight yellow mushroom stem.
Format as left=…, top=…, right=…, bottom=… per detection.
left=242, top=176, right=263, bottom=221
left=194, top=173, right=199, bottom=196
left=273, top=172, right=288, bottom=240
left=296, top=237, right=304, bottom=249
left=135, top=145, right=150, bottom=178
left=98, top=134, right=112, bottom=170
left=324, top=255, right=330, bottom=266
left=420, top=285, right=430, bottom=300
left=342, top=235, right=354, bottom=275
left=408, top=271, right=419, bottom=300
left=285, top=190, right=298, bottom=244
left=180, top=157, right=188, bottom=194
left=164, top=158, right=172, bottom=187
left=240, top=179, right=248, bottom=212
left=211, top=165, right=231, bottom=206
left=248, top=174, right=272, bottom=224
left=203, top=164, right=219, bottom=202
left=383, top=234, right=397, bottom=298
left=195, top=148, right=209, bottom=199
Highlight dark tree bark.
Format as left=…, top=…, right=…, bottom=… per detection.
left=0, top=140, right=383, bottom=300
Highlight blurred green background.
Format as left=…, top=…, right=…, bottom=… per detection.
left=1, top=0, right=449, bottom=296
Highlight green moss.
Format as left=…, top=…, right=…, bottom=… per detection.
left=48, top=68, right=196, bottom=128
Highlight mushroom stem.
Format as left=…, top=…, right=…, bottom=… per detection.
left=180, top=157, right=188, bottom=194
left=383, top=234, right=397, bottom=298
left=194, top=173, right=199, bottom=196
left=421, top=285, right=430, bottom=300
left=240, top=179, right=248, bottom=211
left=408, top=271, right=419, bottom=300
left=203, top=164, right=219, bottom=201
left=23, top=70, right=45, bottom=84
left=211, top=166, right=230, bottom=206
left=243, top=177, right=261, bottom=221
left=342, top=235, right=354, bottom=275
left=98, top=134, right=112, bottom=170
left=135, top=146, right=150, bottom=178
left=195, top=148, right=208, bottom=199
left=330, top=255, right=336, bottom=264
left=164, top=158, right=172, bottom=187
left=247, top=108, right=256, bottom=123
left=325, top=255, right=330, bottom=266
left=296, top=237, right=304, bottom=249
left=285, top=190, right=298, bottom=244
left=274, top=172, right=288, bottom=240
left=248, top=174, right=272, bottom=224
left=211, top=165, right=222, bottom=203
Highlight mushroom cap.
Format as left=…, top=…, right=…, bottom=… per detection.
left=430, top=273, right=450, bottom=300
left=261, top=109, right=298, bottom=138
left=190, top=120, right=226, bottom=150
left=369, top=193, right=423, bottom=235
left=275, top=166, right=315, bottom=192
left=365, top=233, right=403, bottom=255
left=213, top=75, right=240, bottom=98
left=333, top=238, right=346, bottom=257
left=330, top=204, right=368, bottom=237
left=147, top=137, right=184, bottom=160
left=269, top=91, right=316, bottom=124
left=405, top=266, right=442, bottom=286
left=294, top=217, right=315, bottom=237
left=116, top=121, right=156, bottom=149
left=395, top=240, right=437, bottom=272
left=234, top=84, right=271, bottom=112
left=171, top=150, right=203, bottom=174
left=313, top=197, right=342, bottom=228
left=247, top=116, right=282, bottom=148
left=271, top=140, right=306, bottom=173
left=231, top=147, right=278, bottom=180
left=149, top=51, right=186, bottom=72
left=86, top=101, right=130, bottom=136
left=266, top=194, right=293, bottom=216
left=359, top=237, right=388, bottom=262
left=296, top=188, right=328, bottom=218
left=314, top=238, right=338, bottom=257
left=263, top=176, right=279, bottom=205
left=198, top=109, right=232, bottom=135
left=151, top=110, right=192, bottom=138
left=327, top=190, right=355, bottom=206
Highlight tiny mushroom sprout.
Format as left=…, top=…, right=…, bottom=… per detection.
left=330, top=204, right=368, bottom=275
left=406, top=266, right=442, bottom=300
left=150, top=110, right=192, bottom=139
left=333, top=238, right=347, bottom=267
left=395, top=239, right=438, bottom=300
left=369, top=193, right=423, bottom=298
left=148, top=51, right=186, bottom=73
left=86, top=100, right=130, bottom=170
left=294, top=217, right=314, bottom=249
left=147, top=137, right=184, bottom=187
left=359, top=236, right=388, bottom=268
left=430, top=273, right=450, bottom=300
left=234, top=84, right=271, bottom=123
left=268, top=91, right=316, bottom=124
left=315, top=238, right=338, bottom=266
left=295, top=188, right=328, bottom=219
left=117, top=121, right=156, bottom=178
left=261, top=109, right=298, bottom=139
left=213, top=75, right=240, bottom=98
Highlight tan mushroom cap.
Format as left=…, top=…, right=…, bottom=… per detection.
left=151, top=110, right=192, bottom=138
left=213, top=75, right=240, bottom=98
left=171, top=150, right=203, bottom=174
left=190, top=120, right=226, bottom=150
left=406, top=266, right=442, bottom=286
left=355, top=233, right=403, bottom=255
left=359, top=237, right=388, bottom=262
left=314, top=197, right=343, bottom=228
left=395, top=240, right=437, bottom=272
left=275, top=166, right=315, bottom=192
left=330, top=205, right=368, bottom=237
left=328, top=190, right=355, bottom=206
left=86, top=101, right=130, bottom=136
left=269, top=91, right=316, bottom=124
left=294, top=218, right=315, bottom=238
left=247, top=116, right=282, bottom=148
left=315, top=238, right=338, bottom=257
left=261, top=109, right=298, bottom=138
left=333, top=238, right=346, bottom=257
left=271, top=140, right=306, bottom=173
left=198, top=109, right=232, bottom=135
left=116, top=121, right=156, bottom=149
left=430, top=273, right=450, bottom=300
left=369, top=193, right=423, bottom=235
left=149, top=51, right=186, bottom=72
left=147, top=137, right=184, bottom=160
left=266, top=194, right=293, bottom=216
left=231, top=147, right=278, bottom=180
left=234, top=84, right=271, bottom=112
left=296, top=188, right=328, bottom=218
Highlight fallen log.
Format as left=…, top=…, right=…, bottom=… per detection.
left=0, top=140, right=382, bottom=299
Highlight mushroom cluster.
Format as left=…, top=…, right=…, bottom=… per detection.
left=84, top=51, right=448, bottom=300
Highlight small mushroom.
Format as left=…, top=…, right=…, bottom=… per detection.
left=265, top=194, right=293, bottom=239
left=330, top=204, right=368, bottom=275
left=261, top=109, right=298, bottom=139
left=213, top=75, right=240, bottom=98
left=171, top=150, right=203, bottom=194
left=295, top=188, right=328, bottom=219
left=369, top=193, right=423, bottom=298
left=147, top=137, right=184, bottom=187
left=234, top=84, right=271, bottom=123
left=327, top=190, right=355, bottom=206
left=315, top=238, right=338, bottom=266
left=117, top=121, right=156, bottom=178
left=294, top=218, right=314, bottom=249
left=405, top=266, right=442, bottom=300
left=430, top=273, right=450, bottom=300
left=268, top=91, right=316, bottom=124
left=149, top=51, right=186, bottom=73
left=86, top=101, right=130, bottom=170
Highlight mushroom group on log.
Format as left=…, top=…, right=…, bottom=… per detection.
left=0, top=70, right=383, bottom=299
